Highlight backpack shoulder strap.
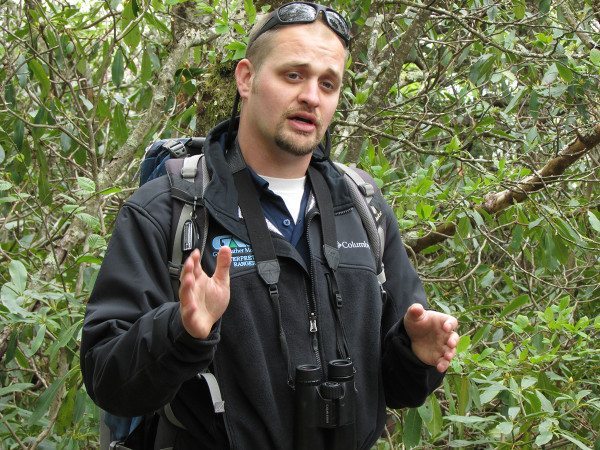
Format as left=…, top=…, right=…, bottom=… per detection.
left=334, top=162, right=387, bottom=285
left=165, top=154, right=209, bottom=294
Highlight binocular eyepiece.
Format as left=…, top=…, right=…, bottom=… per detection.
left=294, top=359, right=356, bottom=450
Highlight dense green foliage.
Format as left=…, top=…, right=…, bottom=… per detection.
left=0, top=0, right=598, bottom=448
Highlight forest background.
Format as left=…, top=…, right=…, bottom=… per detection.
left=0, top=0, right=599, bottom=448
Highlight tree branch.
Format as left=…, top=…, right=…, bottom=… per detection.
left=40, top=22, right=217, bottom=282
left=100, top=27, right=216, bottom=188
left=408, top=124, right=600, bottom=253
left=336, top=1, right=438, bottom=161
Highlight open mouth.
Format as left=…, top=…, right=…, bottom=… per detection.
left=287, top=112, right=319, bottom=133
left=290, top=115, right=315, bottom=125
left=292, top=117, right=313, bottom=124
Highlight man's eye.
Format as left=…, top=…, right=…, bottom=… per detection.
left=287, top=73, right=301, bottom=80
left=321, top=81, right=335, bottom=90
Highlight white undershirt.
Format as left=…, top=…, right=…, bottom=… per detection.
left=260, top=174, right=306, bottom=224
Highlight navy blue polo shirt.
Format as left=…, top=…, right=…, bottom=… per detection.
left=246, top=167, right=311, bottom=251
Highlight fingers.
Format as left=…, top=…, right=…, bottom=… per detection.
left=436, top=358, right=450, bottom=373
left=212, top=246, right=232, bottom=284
left=406, top=302, right=425, bottom=321
left=443, top=316, right=459, bottom=333
left=179, top=250, right=202, bottom=305
left=447, top=331, right=460, bottom=348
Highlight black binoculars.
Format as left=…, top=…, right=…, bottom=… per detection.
left=294, top=359, right=356, bottom=450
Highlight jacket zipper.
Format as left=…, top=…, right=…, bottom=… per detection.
left=304, top=209, right=323, bottom=373
left=305, top=206, right=353, bottom=373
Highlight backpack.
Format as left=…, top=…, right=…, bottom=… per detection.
left=99, top=137, right=387, bottom=450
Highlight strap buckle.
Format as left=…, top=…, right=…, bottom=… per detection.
left=163, top=139, right=189, bottom=158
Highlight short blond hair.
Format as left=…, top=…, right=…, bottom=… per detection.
left=245, top=12, right=278, bottom=71
left=245, top=11, right=349, bottom=71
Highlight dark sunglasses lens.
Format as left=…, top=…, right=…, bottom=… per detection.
left=326, top=12, right=349, bottom=38
left=279, top=3, right=317, bottom=22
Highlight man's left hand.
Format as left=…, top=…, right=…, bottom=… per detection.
left=404, top=303, right=459, bottom=373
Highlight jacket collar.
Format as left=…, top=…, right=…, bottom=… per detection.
left=202, top=118, right=354, bottom=221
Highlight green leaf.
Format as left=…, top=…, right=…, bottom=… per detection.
left=112, top=48, right=125, bottom=87
left=535, top=431, right=553, bottom=446
left=0, top=383, right=34, bottom=396
left=77, top=177, right=96, bottom=193
left=14, top=119, right=25, bottom=150
left=0, top=283, right=27, bottom=315
left=216, top=23, right=229, bottom=34
left=536, top=390, right=554, bottom=413
left=496, top=421, right=513, bottom=435
left=500, top=294, right=530, bottom=317
left=76, top=212, right=101, bottom=231
left=98, top=186, right=123, bottom=196
left=48, top=322, right=81, bottom=364
left=86, top=234, right=107, bottom=250
left=122, top=2, right=141, bottom=49
left=456, top=376, right=470, bottom=415
left=36, top=145, right=52, bottom=205
left=416, top=202, right=434, bottom=220
left=16, top=54, right=29, bottom=86
left=141, top=50, right=153, bottom=84
left=512, top=0, right=525, bottom=20
left=428, top=394, right=443, bottom=437
left=445, top=414, right=494, bottom=424
left=403, top=408, right=422, bottom=449
left=457, top=334, right=471, bottom=354
left=244, top=0, right=257, bottom=24
left=76, top=255, right=103, bottom=264
left=504, top=87, right=526, bottom=113
left=542, top=64, right=558, bottom=85
left=556, top=63, right=574, bottom=82
left=9, top=260, right=27, bottom=294
left=559, top=433, right=593, bottom=450
left=0, top=180, right=12, bottom=191
left=29, top=373, right=68, bottom=424
left=28, top=59, right=51, bottom=99
left=445, top=135, right=461, bottom=153
left=24, top=324, right=47, bottom=358
left=538, top=0, right=550, bottom=14
left=471, top=324, right=491, bottom=346
left=590, top=49, right=600, bottom=66
left=144, top=12, right=170, bottom=34
left=480, top=269, right=494, bottom=288
left=112, top=103, right=129, bottom=145
left=60, top=131, right=72, bottom=153
left=529, top=89, right=539, bottom=120
left=480, top=384, right=505, bottom=403
left=587, top=211, right=600, bottom=233
left=56, top=384, right=78, bottom=435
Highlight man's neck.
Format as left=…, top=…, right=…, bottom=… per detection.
left=237, top=128, right=311, bottom=178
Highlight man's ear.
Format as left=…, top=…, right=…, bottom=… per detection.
left=235, top=59, right=254, bottom=100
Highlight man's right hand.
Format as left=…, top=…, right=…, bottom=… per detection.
left=179, top=246, right=232, bottom=339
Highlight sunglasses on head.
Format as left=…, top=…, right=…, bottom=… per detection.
left=249, top=2, right=351, bottom=48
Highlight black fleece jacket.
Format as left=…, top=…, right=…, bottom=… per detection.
left=81, top=121, right=444, bottom=449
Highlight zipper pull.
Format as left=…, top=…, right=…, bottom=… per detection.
left=309, top=313, right=318, bottom=333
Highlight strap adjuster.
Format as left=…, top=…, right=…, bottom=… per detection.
left=164, top=139, right=189, bottom=158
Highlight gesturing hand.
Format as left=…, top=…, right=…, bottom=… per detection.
left=403, top=303, right=459, bottom=373
left=179, top=247, right=232, bottom=339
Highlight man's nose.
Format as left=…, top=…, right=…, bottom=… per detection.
left=297, top=80, right=320, bottom=108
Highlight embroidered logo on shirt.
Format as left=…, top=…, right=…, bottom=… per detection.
left=212, top=235, right=255, bottom=268
left=337, top=240, right=370, bottom=249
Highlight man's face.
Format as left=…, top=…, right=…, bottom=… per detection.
left=239, top=21, right=346, bottom=158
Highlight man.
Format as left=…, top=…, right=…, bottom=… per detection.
left=81, top=3, right=459, bottom=449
